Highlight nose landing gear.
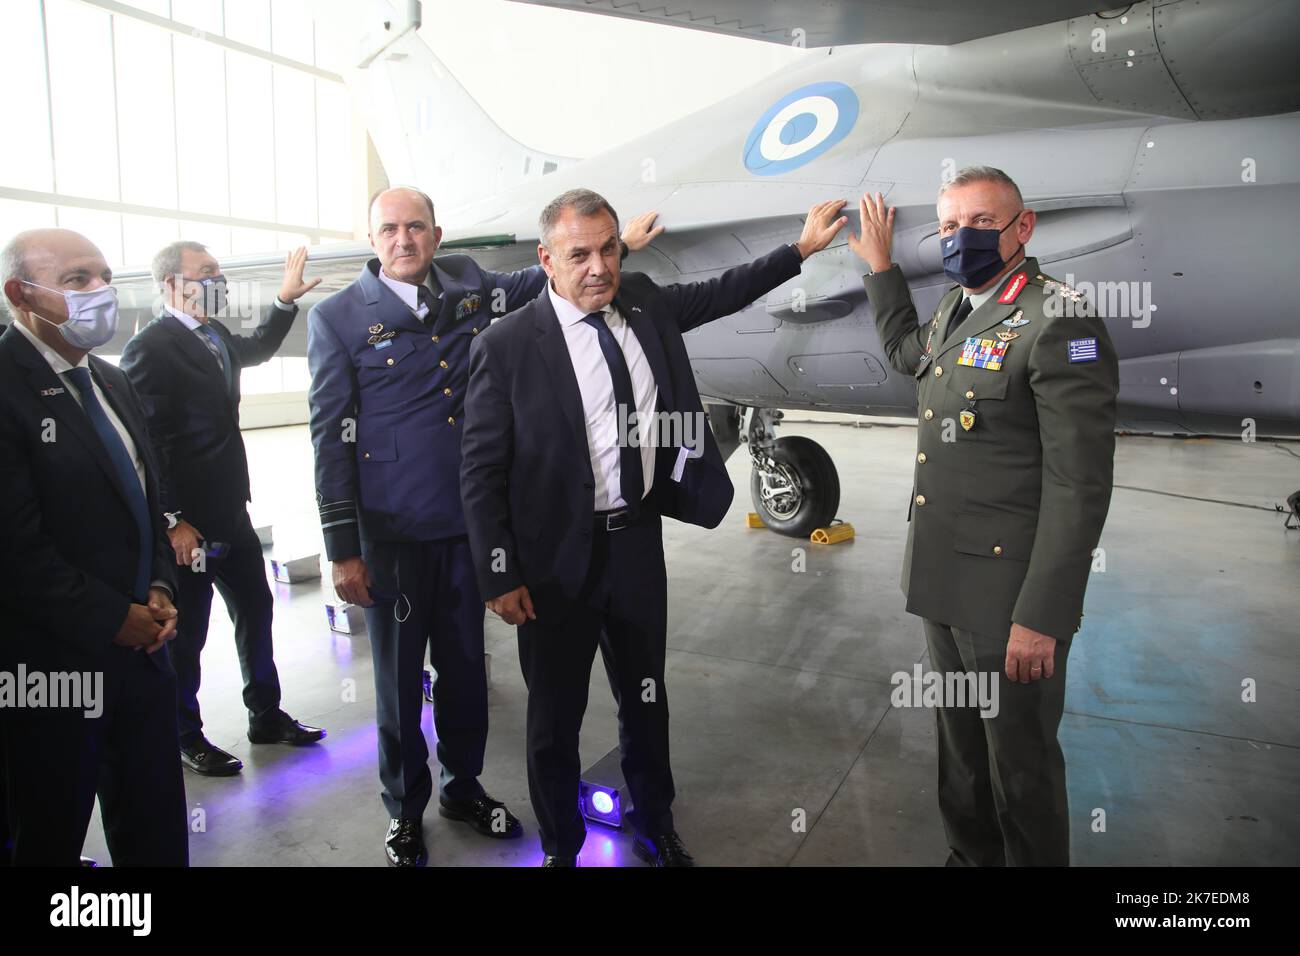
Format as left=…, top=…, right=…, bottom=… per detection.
left=742, top=408, right=840, bottom=538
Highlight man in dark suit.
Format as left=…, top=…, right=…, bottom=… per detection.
left=0, top=228, right=188, bottom=865
left=461, top=189, right=847, bottom=866
left=119, top=242, right=326, bottom=777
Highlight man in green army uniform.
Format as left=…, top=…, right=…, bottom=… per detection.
left=847, top=166, right=1119, bottom=866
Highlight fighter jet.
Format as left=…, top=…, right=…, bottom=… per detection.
left=108, top=0, right=1300, bottom=537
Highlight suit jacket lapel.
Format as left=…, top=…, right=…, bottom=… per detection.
left=429, top=262, right=476, bottom=336
left=359, top=259, right=435, bottom=338
left=161, top=313, right=229, bottom=394
left=935, top=298, right=1018, bottom=358
left=616, top=291, right=675, bottom=413
left=9, top=333, right=138, bottom=514
left=531, top=297, right=594, bottom=480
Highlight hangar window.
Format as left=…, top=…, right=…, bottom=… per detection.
left=0, top=0, right=360, bottom=267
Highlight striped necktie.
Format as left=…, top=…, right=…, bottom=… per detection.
left=199, top=323, right=235, bottom=395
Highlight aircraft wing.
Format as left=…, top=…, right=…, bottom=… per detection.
left=505, top=0, right=1111, bottom=47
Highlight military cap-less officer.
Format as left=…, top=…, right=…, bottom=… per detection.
left=850, top=170, right=1119, bottom=866
left=307, top=186, right=538, bottom=867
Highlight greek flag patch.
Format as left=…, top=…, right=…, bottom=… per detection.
left=1068, top=337, right=1098, bottom=363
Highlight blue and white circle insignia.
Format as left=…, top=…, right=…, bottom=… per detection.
left=743, top=81, right=860, bottom=176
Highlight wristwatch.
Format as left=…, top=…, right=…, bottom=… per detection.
left=164, top=511, right=182, bottom=530
left=620, top=240, right=630, bottom=261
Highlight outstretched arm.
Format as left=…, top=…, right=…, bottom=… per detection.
left=225, top=247, right=320, bottom=367
left=853, top=192, right=928, bottom=376
left=662, top=199, right=847, bottom=333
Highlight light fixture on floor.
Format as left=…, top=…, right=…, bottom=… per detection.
left=579, top=781, right=624, bottom=829
left=580, top=748, right=629, bottom=829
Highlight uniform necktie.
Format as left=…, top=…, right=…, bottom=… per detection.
left=66, top=366, right=153, bottom=602
left=945, top=295, right=973, bottom=340
left=417, top=285, right=437, bottom=326
left=581, top=312, right=644, bottom=513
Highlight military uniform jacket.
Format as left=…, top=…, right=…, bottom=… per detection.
left=862, top=257, right=1119, bottom=643
left=307, top=254, right=546, bottom=560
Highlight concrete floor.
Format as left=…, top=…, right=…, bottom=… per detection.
left=82, top=420, right=1300, bottom=866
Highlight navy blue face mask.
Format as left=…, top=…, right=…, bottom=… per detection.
left=184, top=274, right=228, bottom=317
left=940, top=211, right=1024, bottom=289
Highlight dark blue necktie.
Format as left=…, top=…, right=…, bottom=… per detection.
left=581, top=312, right=644, bottom=512
left=200, top=323, right=234, bottom=395
left=417, top=284, right=438, bottom=326
left=66, top=366, right=153, bottom=602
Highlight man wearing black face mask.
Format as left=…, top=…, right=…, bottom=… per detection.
left=120, top=241, right=326, bottom=777
left=849, top=167, right=1119, bottom=866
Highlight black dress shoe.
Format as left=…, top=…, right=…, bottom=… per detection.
left=247, top=710, right=326, bottom=746
left=633, top=831, right=696, bottom=867
left=542, top=854, right=579, bottom=867
left=438, top=792, right=523, bottom=839
left=385, top=818, right=427, bottom=868
left=180, top=735, right=243, bottom=776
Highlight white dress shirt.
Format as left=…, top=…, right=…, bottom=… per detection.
left=165, top=303, right=203, bottom=330
left=14, top=319, right=146, bottom=491
left=548, top=282, right=659, bottom=511
left=377, top=267, right=441, bottom=320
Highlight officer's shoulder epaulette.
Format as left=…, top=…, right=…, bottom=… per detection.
left=1033, top=272, right=1086, bottom=304
left=431, top=251, right=476, bottom=278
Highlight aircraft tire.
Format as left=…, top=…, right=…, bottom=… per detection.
left=749, top=436, right=840, bottom=537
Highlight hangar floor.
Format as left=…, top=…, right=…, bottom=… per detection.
left=82, top=420, right=1300, bottom=866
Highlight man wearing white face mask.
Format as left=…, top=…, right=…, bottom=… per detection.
left=0, top=228, right=189, bottom=865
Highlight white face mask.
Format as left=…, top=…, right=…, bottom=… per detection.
left=21, top=281, right=119, bottom=349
